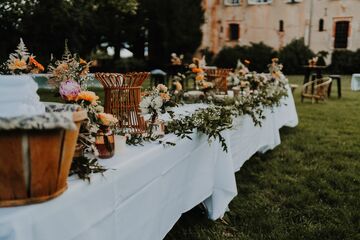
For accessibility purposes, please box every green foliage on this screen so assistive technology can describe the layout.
[213,42,277,72]
[70,156,106,182]
[329,49,360,74]
[278,38,315,74]
[166,106,234,152]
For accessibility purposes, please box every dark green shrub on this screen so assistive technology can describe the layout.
[92,58,148,72]
[246,42,277,72]
[278,38,314,74]
[115,58,148,72]
[329,50,360,74]
[213,42,276,72]
[213,46,246,69]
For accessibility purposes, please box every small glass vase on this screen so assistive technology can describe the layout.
[95,126,115,159]
[146,119,165,138]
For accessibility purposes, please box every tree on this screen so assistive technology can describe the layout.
[140,0,204,68]
[0,0,38,62]
[0,0,138,65]
[278,38,314,74]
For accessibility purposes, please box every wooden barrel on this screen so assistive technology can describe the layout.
[0,110,87,207]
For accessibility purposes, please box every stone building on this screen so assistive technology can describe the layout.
[201,0,360,59]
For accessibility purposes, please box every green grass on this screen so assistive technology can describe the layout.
[165,75,360,240]
[38,76,360,239]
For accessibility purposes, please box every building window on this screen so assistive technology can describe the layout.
[248,0,272,5]
[286,0,302,3]
[229,23,239,41]
[279,20,284,32]
[224,0,241,5]
[334,21,349,49]
[319,19,324,31]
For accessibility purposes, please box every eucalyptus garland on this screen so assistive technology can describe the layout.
[166,106,234,152]
[127,70,289,153]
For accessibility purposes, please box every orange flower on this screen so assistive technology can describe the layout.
[97,113,118,126]
[201,81,211,89]
[160,92,170,101]
[174,81,182,91]
[192,57,200,65]
[29,56,45,72]
[53,63,69,77]
[192,67,203,74]
[8,58,27,71]
[156,84,168,92]
[240,81,249,88]
[188,63,197,69]
[244,59,251,65]
[79,58,87,65]
[195,74,204,81]
[76,91,99,104]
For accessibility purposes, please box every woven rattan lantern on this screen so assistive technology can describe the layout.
[205,68,232,94]
[95,72,149,133]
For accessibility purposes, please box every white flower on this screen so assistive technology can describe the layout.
[140,96,152,114]
[156,84,168,93]
[152,96,163,110]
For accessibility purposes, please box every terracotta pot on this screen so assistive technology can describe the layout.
[0,110,87,207]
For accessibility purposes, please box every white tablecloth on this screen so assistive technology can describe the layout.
[0,87,298,240]
[351,74,360,91]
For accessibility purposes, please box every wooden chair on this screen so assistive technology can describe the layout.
[205,68,232,94]
[95,72,149,133]
[301,77,332,103]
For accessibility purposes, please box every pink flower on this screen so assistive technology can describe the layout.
[59,80,81,102]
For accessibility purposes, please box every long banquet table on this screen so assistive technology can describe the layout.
[0,86,298,240]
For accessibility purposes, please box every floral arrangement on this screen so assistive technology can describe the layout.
[140,84,176,137]
[308,56,318,67]
[172,74,184,94]
[97,113,118,128]
[140,84,172,116]
[189,57,214,90]
[1,38,44,74]
[48,42,91,90]
[268,58,286,81]
[48,43,118,180]
[228,59,250,87]
[170,53,184,66]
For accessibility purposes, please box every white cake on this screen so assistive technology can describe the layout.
[0,75,45,117]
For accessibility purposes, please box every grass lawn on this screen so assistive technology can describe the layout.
[165,75,360,240]
[38,76,360,239]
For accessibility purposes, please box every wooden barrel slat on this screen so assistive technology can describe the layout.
[0,132,27,201]
[29,130,63,197]
[57,123,80,189]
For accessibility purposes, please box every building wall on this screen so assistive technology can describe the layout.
[201,0,360,58]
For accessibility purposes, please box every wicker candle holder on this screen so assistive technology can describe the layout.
[205,68,232,94]
[95,72,149,134]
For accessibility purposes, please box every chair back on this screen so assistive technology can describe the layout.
[301,77,332,102]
